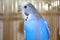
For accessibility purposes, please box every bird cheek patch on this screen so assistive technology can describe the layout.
[25,13,29,16]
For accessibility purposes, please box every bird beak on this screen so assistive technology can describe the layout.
[18,5,22,14]
[18,9,22,14]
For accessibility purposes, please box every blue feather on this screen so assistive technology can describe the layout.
[24,17,50,40]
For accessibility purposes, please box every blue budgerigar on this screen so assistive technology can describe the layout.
[18,2,50,40]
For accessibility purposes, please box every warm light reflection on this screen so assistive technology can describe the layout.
[42,4,48,11]
[41,2,48,11]
[51,1,59,7]
[3,3,4,13]
[39,3,41,11]
[0,0,59,13]
[3,4,4,13]
[12,1,13,12]
[34,3,37,9]
[15,1,18,12]
[49,1,59,10]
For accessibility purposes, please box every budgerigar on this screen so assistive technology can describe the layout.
[18,2,50,40]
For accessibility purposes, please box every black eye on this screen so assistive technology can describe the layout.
[24,6,27,8]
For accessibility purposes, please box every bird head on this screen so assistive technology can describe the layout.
[18,2,41,21]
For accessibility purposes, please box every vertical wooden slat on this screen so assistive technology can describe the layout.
[58,13,60,40]
[0,21,3,40]
[3,14,11,40]
[3,0,13,40]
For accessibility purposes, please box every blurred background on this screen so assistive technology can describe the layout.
[0,0,60,40]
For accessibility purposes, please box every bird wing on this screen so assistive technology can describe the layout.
[39,18,50,39]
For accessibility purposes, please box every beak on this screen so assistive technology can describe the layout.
[18,5,22,14]
[18,9,22,14]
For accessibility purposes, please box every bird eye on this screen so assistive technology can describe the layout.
[24,6,27,8]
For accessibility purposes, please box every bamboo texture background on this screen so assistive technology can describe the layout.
[0,0,60,40]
